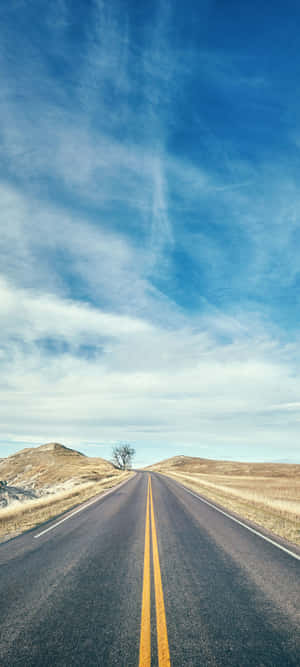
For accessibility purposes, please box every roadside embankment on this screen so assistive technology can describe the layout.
[0,471,133,542]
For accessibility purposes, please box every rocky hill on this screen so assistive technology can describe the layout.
[0,442,117,507]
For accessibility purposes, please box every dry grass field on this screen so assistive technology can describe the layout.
[0,442,132,541]
[148,456,300,546]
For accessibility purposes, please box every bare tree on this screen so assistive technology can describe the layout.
[112,444,135,470]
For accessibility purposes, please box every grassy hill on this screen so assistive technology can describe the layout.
[0,442,117,495]
[147,454,300,477]
[0,442,132,542]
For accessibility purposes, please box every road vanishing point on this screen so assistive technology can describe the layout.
[0,472,300,666]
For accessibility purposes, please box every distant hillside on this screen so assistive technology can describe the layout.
[147,455,300,478]
[0,442,117,498]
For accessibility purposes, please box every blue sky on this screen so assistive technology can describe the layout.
[1,0,300,465]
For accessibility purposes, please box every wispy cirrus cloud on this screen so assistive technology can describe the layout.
[1,0,300,462]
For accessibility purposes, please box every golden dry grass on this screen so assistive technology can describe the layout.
[147,454,300,478]
[0,470,132,542]
[148,456,300,546]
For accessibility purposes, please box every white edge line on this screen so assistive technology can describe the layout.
[162,474,300,562]
[34,474,135,539]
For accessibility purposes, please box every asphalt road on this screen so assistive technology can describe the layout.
[0,472,300,666]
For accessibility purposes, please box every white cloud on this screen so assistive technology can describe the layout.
[1,268,300,460]
[0,277,151,344]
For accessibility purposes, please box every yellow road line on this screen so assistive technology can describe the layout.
[149,477,171,667]
[139,479,151,667]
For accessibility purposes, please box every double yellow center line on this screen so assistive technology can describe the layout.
[139,476,171,667]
